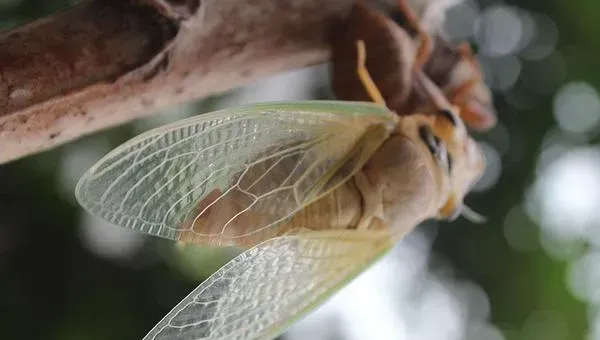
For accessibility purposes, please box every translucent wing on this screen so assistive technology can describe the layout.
[143,230,394,340]
[76,101,395,246]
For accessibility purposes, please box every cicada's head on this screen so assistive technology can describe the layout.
[408,71,488,223]
[413,109,485,220]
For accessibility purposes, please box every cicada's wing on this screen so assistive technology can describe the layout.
[76,101,395,246]
[143,230,394,340]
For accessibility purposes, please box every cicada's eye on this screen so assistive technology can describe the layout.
[418,125,438,155]
[438,108,458,127]
[417,124,452,172]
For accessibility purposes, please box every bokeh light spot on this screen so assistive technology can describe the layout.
[531,147,600,243]
[79,213,145,260]
[521,13,559,61]
[472,142,502,192]
[475,5,524,57]
[504,204,540,253]
[569,252,600,304]
[444,0,480,40]
[553,82,600,135]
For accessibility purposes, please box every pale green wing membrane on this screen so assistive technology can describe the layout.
[76,101,395,245]
[143,230,394,340]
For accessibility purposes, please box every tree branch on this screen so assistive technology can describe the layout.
[0,0,354,164]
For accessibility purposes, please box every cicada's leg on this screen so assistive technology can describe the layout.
[448,78,478,104]
[457,42,482,74]
[446,42,499,130]
[396,0,432,70]
[353,170,385,230]
[447,43,481,104]
[415,71,463,143]
[355,40,387,107]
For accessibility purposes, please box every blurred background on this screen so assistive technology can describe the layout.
[0,0,598,339]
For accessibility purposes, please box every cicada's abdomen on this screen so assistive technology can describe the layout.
[176,176,364,248]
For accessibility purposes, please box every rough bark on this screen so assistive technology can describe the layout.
[0,0,354,164]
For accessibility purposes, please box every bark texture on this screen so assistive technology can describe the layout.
[0,0,354,164]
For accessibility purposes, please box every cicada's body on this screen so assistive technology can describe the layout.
[75,95,484,340]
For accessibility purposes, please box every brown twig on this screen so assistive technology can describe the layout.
[0,0,354,164]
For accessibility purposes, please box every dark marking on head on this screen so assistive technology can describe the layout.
[438,109,458,126]
[49,132,60,140]
[418,125,437,155]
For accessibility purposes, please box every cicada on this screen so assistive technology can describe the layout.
[75,49,485,338]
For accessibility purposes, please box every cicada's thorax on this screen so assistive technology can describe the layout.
[283,120,446,237]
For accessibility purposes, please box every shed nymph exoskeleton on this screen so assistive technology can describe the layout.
[332,0,497,132]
